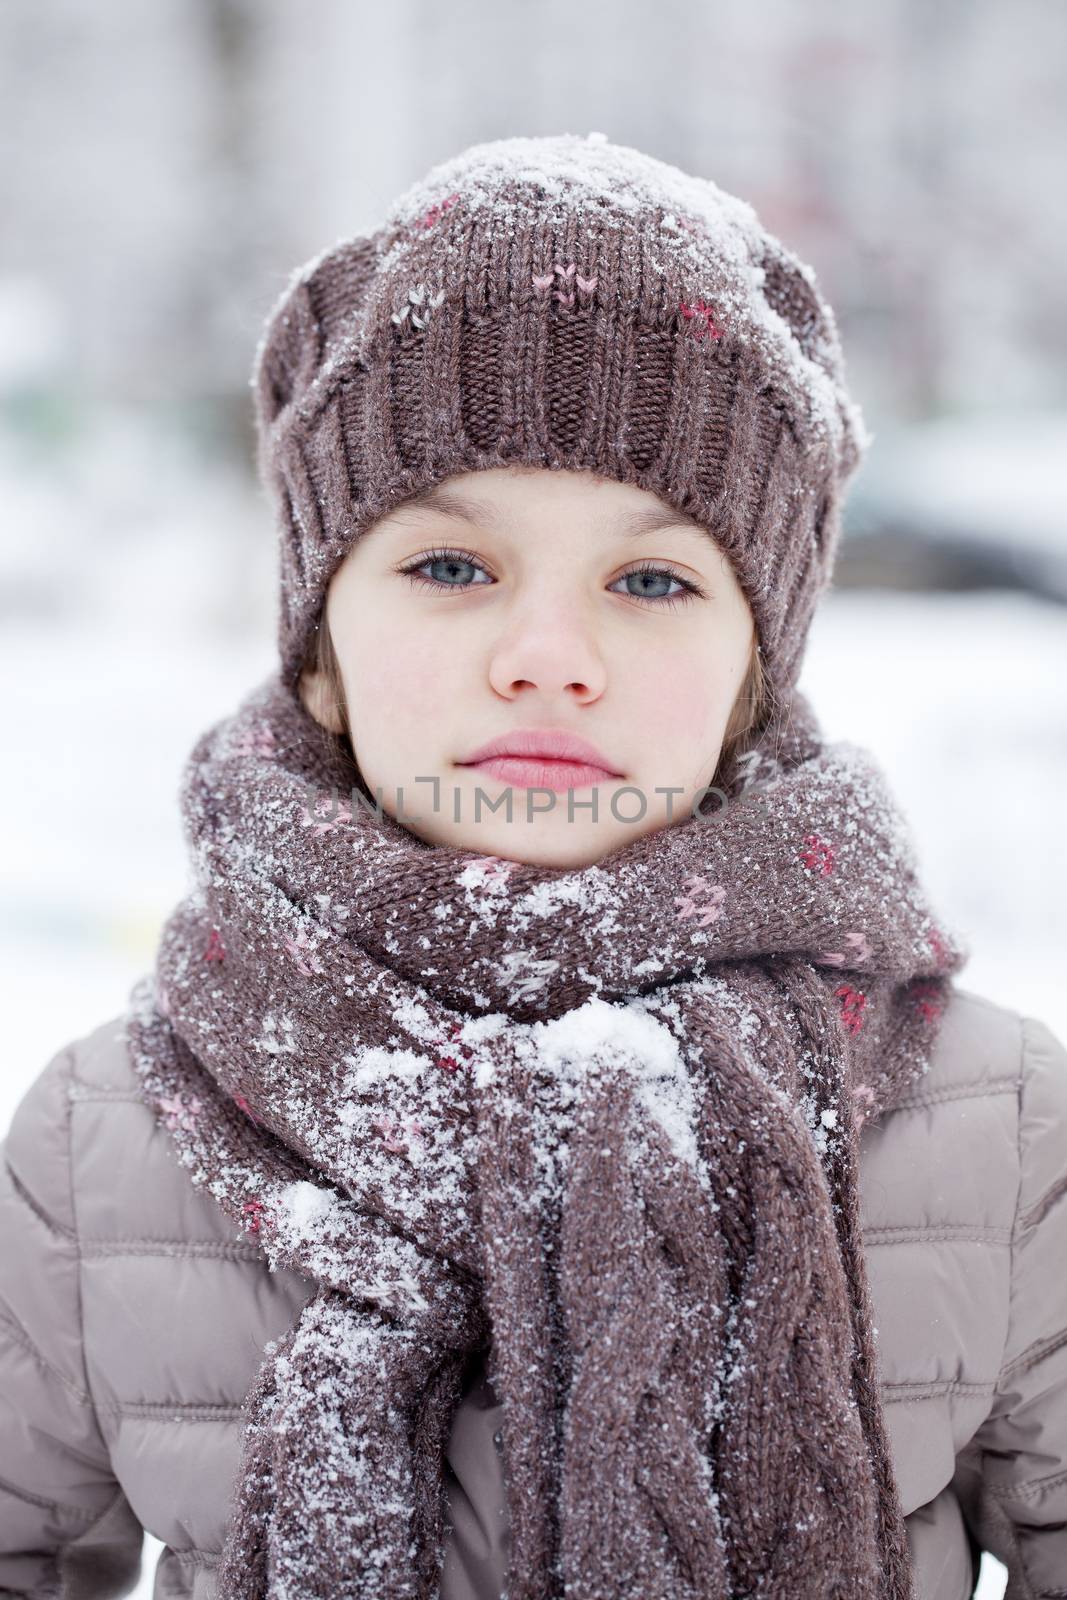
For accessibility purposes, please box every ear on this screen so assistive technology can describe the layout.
[298,665,347,735]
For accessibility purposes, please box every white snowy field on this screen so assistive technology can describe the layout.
[4,417,1064,1597]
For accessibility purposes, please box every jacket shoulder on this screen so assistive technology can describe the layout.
[909,984,1067,1368]
[948,998,1067,1586]
[908,985,1067,1198]
[909,984,1026,1102]
[34,1012,265,1254]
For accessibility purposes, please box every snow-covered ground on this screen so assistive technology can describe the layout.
[5,410,1063,1596]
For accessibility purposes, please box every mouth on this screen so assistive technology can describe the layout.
[455,729,624,792]
[457,754,621,792]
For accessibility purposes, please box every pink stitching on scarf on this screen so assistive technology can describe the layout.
[233,1091,265,1129]
[283,929,325,976]
[436,1020,474,1072]
[300,790,353,834]
[851,1082,877,1127]
[478,856,521,885]
[800,834,835,875]
[674,875,727,926]
[204,928,226,962]
[835,984,867,1035]
[371,1116,426,1156]
[241,1198,272,1235]
[159,1092,202,1132]
[679,299,724,340]
[232,724,277,759]
[911,981,945,1025]
[816,930,872,967]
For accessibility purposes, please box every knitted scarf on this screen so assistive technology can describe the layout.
[124,667,966,1600]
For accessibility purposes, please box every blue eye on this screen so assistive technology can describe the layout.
[399,547,704,610]
[612,565,700,608]
[404,550,490,588]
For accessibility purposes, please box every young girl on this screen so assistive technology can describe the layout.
[1,133,1064,1600]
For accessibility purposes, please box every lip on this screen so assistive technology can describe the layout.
[456,728,624,784]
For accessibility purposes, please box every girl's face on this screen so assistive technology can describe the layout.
[301,466,756,869]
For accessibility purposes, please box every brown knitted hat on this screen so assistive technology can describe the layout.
[251,131,870,700]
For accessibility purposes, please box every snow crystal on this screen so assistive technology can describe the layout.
[523,996,707,1177]
[275,1178,335,1236]
[338,1044,429,1099]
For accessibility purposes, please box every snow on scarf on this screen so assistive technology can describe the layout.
[124,666,967,1600]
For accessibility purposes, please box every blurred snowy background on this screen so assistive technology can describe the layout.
[2,3,1065,1595]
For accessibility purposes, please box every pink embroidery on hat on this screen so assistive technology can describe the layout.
[835,984,867,1035]
[674,874,727,927]
[552,269,575,306]
[416,191,460,230]
[928,926,950,966]
[159,1091,202,1132]
[390,282,446,331]
[800,834,835,876]
[816,930,873,967]
[204,928,226,962]
[283,929,325,977]
[679,298,725,340]
[531,262,597,305]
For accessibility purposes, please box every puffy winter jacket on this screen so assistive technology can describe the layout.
[1,986,1065,1600]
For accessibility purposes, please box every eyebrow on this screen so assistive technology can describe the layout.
[392,485,717,543]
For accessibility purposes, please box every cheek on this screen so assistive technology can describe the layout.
[622,640,734,747]
[344,627,460,725]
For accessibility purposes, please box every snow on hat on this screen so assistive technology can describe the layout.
[251,131,870,699]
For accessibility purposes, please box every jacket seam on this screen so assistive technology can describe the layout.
[880,1377,996,1401]
[987,1462,1067,1502]
[77,1236,267,1261]
[884,1073,1020,1113]
[1019,1165,1067,1234]
[67,1085,146,1103]
[92,1398,249,1421]
[0,1471,99,1527]
[1000,1321,1067,1384]
[3,1157,76,1243]
[61,1047,116,1461]
[863,1224,1012,1246]
[168,1546,220,1567]
[0,1303,95,1410]
[994,1016,1028,1400]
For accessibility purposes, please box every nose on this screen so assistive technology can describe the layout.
[486,602,607,703]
